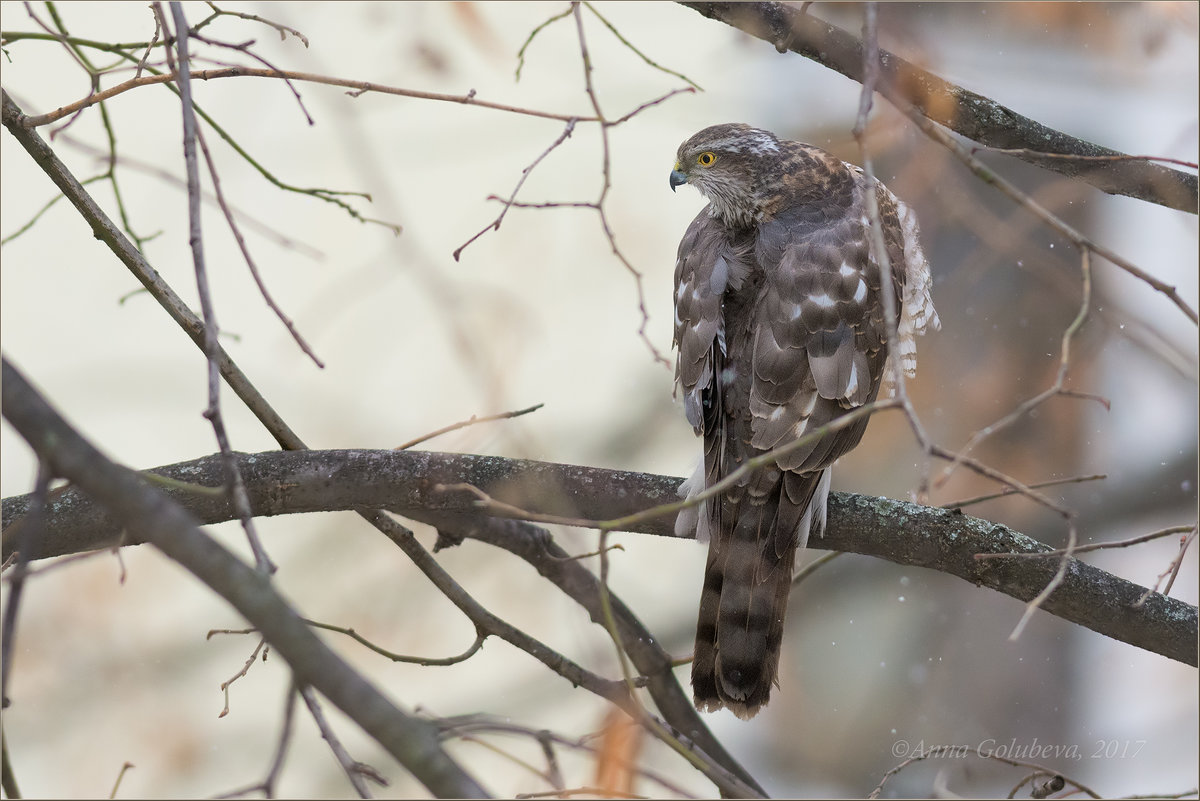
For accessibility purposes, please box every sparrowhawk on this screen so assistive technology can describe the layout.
[669,123,939,719]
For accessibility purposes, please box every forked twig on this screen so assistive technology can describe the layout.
[453,121,578,261]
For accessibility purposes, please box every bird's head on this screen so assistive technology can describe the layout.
[670,123,783,228]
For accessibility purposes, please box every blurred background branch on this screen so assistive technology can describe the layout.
[680,1,1199,213]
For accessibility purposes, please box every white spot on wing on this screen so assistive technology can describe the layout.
[845,362,859,398]
[810,293,835,309]
[839,261,858,278]
[853,278,867,304]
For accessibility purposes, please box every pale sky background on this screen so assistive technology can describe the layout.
[1,2,1197,798]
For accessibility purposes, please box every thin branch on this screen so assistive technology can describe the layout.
[194,125,326,367]
[971,145,1198,172]
[572,2,669,367]
[215,636,267,719]
[227,682,296,799]
[1,462,50,705]
[582,2,701,90]
[934,248,1100,490]
[298,684,377,798]
[791,550,842,588]
[361,509,638,710]
[188,29,313,124]
[976,524,1196,560]
[108,762,135,800]
[868,744,1101,800]
[168,1,274,574]
[1136,526,1199,607]
[1008,518,1077,641]
[453,120,578,261]
[0,728,18,800]
[606,86,695,125]
[852,2,936,501]
[514,5,575,82]
[302,621,486,667]
[12,64,599,128]
[942,473,1106,511]
[199,2,310,47]
[928,444,1071,518]
[426,516,766,798]
[432,715,695,799]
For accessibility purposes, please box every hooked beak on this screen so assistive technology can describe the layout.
[669,168,688,192]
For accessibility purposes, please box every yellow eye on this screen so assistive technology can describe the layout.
[697,151,716,167]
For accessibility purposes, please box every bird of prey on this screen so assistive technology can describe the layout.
[669,123,939,719]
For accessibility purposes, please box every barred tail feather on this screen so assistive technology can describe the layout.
[690,469,828,719]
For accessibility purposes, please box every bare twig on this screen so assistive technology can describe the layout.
[852,2,936,501]
[15,65,600,128]
[215,636,267,718]
[1,462,51,705]
[791,550,843,587]
[214,682,298,799]
[188,27,314,124]
[943,473,1107,511]
[572,3,669,367]
[582,1,701,90]
[198,2,310,46]
[303,620,486,667]
[433,714,696,798]
[1135,525,1199,607]
[194,124,326,367]
[868,744,1101,799]
[168,2,274,574]
[972,145,1198,171]
[515,5,575,81]
[1008,519,1078,641]
[108,762,135,800]
[935,249,1100,490]
[299,685,378,798]
[453,120,578,261]
[975,524,1196,560]
[361,509,638,709]
[929,445,1071,518]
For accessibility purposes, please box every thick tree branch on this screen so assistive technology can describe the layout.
[0,358,489,800]
[3,447,1195,668]
[679,2,1198,214]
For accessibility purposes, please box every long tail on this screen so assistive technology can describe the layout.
[690,468,828,719]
